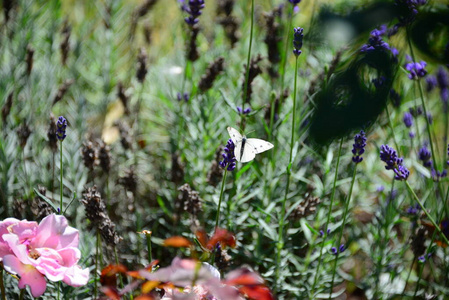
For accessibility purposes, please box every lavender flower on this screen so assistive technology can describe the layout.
[372,76,385,89]
[319,228,331,237]
[56,116,67,141]
[380,144,410,180]
[331,244,346,255]
[426,76,437,92]
[360,25,390,53]
[390,89,401,107]
[183,0,205,26]
[219,139,236,171]
[288,0,301,5]
[405,60,427,80]
[293,27,304,57]
[352,130,366,164]
[177,92,190,102]
[406,204,421,215]
[418,145,432,168]
[403,112,413,128]
[436,67,449,104]
[394,0,427,27]
[237,107,251,115]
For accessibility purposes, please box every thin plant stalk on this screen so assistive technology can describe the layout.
[215,169,228,229]
[280,4,294,94]
[0,268,6,300]
[94,229,100,299]
[242,0,255,109]
[59,141,63,213]
[146,232,153,263]
[310,137,344,296]
[404,181,449,245]
[412,185,449,297]
[328,164,358,297]
[275,56,299,293]
[19,289,24,300]
[385,105,401,155]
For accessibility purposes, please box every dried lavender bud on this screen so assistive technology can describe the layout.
[171,152,185,186]
[264,10,281,78]
[25,44,34,76]
[17,123,31,148]
[53,79,74,106]
[216,0,239,46]
[207,146,224,187]
[12,198,27,219]
[81,141,98,170]
[117,121,132,150]
[47,114,58,152]
[82,186,122,246]
[242,54,263,104]
[411,227,427,257]
[1,92,13,125]
[136,47,148,83]
[143,23,152,45]
[198,57,225,92]
[289,194,321,220]
[326,49,343,81]
[32,186,54,221]
[187,26,200,62]
[98,140,112,173]
[118,168,138,196]
[178,183,202,217]
[134,0,158,18]
[3,0,15,23]
[60,20,71,66]
[265,89,289,124]
[117,82,130,115]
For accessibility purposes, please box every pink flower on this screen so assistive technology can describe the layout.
[0,214,89,297]
[139,257,273,300]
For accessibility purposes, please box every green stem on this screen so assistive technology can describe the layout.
[385,105,401,155]
[146,232,153,263]
[417,80,438,168]
[242,0,254,108]
[215,169,228,229]
[94,229,99,299]
[310,137,344,296]
[329,164,358,297]
[275,56,299,294]
[280,4,294,94]
[404,181,449,246]
[0,268,6,300]
[19,289,24,300]
[59,141,63,214]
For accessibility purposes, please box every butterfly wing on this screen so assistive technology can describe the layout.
[227,127,242,145]
[238,140,257,163]
[246,138,274,154]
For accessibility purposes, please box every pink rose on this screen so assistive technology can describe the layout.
[0,214,89,297]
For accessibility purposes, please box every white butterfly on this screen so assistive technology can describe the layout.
[227,127,274,163]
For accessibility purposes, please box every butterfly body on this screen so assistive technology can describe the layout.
[227,127,274,163]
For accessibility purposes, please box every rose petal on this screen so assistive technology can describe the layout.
[3,254,47,297]
[63,265,90,287]
[33,214,79,249]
